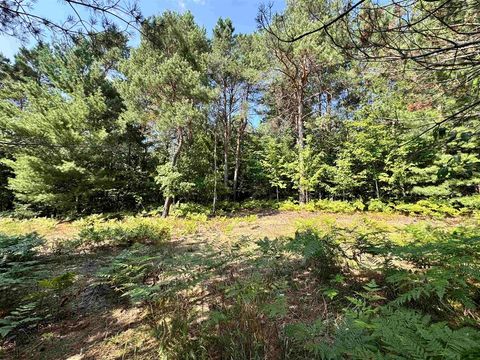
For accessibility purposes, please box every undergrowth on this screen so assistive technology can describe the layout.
[1,215,480,359]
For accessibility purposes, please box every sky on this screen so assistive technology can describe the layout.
[0,0,285,60]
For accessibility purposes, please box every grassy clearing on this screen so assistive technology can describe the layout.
[1,210,479,359]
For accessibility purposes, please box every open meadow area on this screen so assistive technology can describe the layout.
[1,204,480,359]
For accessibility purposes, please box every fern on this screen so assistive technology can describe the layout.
[285,308,480,359]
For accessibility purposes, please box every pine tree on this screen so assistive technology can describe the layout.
[118,11,211,217]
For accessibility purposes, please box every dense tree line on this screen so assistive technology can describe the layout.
[0,0,478,216]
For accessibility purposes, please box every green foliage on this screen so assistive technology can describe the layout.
[314,199,357,213]
[97,244,162,302]
[452,195,480,211]
[395,200,459,218]
[288,228,343,279]
[277,199,363,213]
[0,302,42,338]
[0,232,43,261]
[286,307,480,359]
[170,202,211,218]
[368,199,394,213]
[0,37,155,215]
[78,217,170,247]
[368,225,480,315]
[239,199,279,211]
[0,233,45,306]
[0,233,76,338]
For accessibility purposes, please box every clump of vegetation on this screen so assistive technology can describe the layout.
[0,233,76,338]
[278,199,361,213]
[288,228,344,279]
[78,217,171,248]
[96,244,163,302]
[314,199,358,213]
[170,202,211,218]
[368,199,395,213]
[452,195,480,212]
[285,305,480,359]
[395,199,460,218]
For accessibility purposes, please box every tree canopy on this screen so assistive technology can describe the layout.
[0,1,478,217]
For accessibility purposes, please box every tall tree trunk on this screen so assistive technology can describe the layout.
[233,91,249,200]
[232,131,242,201]
[212,124,218,215]
[162,129,183,218]
[224,126,229,188]
[162,196,173,218]
[297,88,306,204]
[374,178,380,199]
[222,84,230,189]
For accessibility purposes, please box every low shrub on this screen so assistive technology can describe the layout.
[78,217,170,248]
[239,199,278,211]
[286,306,480,359]
[170,202,211,217]
[288,228,343,279]
[0,233,76,339]
[277,199,367,213]
[278,199,301,211]
[358,224,480,316]
[285,228,480,360]
[0,233,45,311]
[314,199,357,213]
[96,244,162,302]
[352,199,366,211]
[0,232,44,262]
[451,195,480,211]
[0,271,76,339]
[216,201,241,213]
[367,199,394,213]
[395,199,459,217]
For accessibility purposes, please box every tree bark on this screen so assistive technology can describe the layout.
[223,126,229,188]
[222,82,230,189]
[297,86,306,204]
[162,129,183,218]
[212,124,218,215]
[374,178,380,199]
[232,130,242,200]
[233,89,249,200]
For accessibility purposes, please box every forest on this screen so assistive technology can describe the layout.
[0,0,479,358]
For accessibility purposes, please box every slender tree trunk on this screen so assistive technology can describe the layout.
[297,88,306,204]
[212,125,218,215]
[222,84,230,189]
[162,196,173,218]
[162,129,183,218]
[233,134,241,201]
[374,178,380,199]
[276,186,279,202]
[233,87,250,200]
[233,119,247,201]
[224,127,229,188]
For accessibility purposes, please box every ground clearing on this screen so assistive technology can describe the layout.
[1,211,478,359]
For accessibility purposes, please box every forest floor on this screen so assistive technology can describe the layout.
[0,211,477,359]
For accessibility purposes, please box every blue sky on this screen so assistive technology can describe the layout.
[0,0,285,60]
